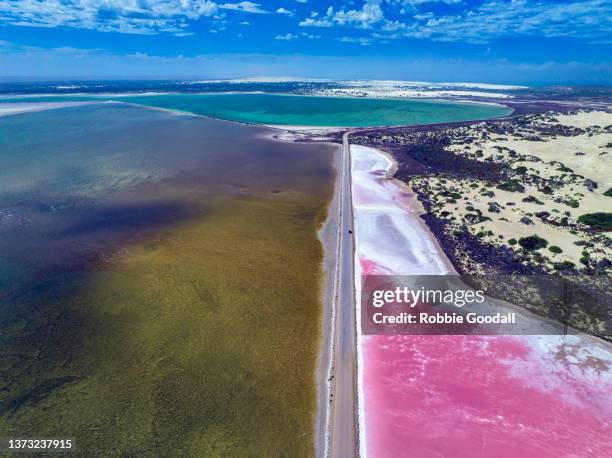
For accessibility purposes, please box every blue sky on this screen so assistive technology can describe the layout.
[0,0,610,84]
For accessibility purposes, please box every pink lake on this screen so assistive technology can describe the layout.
[362,334,612,457]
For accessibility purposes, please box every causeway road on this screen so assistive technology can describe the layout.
[328,131,358,457]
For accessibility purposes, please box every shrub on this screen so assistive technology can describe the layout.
[540,185,554,195]
[522,195,544,205]
[518,235,548,251]
[508,238,517,246]
[578,213,612,231]
[514,166,528,174]
[564,198,580,208]
[465,213,490,224]
[604,188,612,197]
[497,180,525,193]
[553,261,575,271]
[549,246,563,254]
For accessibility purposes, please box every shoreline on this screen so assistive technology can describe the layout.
[0,89,516,105]
[314,142,342,458]
[0,101,97,117]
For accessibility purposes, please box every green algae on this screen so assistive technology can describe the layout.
[0,191,331,456]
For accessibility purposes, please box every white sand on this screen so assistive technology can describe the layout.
[264,124,344,133]
[437,110,612,268]
[313,88,513,99]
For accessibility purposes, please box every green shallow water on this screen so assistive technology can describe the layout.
[0,93,512,127]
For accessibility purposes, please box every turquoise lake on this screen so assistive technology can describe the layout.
[0,93,512,127]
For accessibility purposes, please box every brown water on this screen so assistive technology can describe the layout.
[0,103,336,455]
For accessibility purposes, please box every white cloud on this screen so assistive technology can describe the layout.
[274,32,297,40]
[276,8,294,16]
[386,0,460,6]
[300,1,384,29]
[272,30,319,41]
[0,0,268,35]
[219,2,268,14]
[338,36,375,45]
[301,0,612,44]
[299,17,332,27]
[413,0,612,43]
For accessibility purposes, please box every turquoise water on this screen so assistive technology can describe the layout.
[122,94,512,126]
[0,93,512,127]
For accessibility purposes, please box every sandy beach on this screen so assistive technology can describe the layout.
[315,142,342,458]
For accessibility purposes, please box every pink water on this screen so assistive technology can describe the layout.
[360,257,395,276]
[362,335,612,457]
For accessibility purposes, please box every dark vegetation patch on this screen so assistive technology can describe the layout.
[497,180,525,193]
[353,126,506,182]
[519,235,549,251]
[578,212,612,231]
